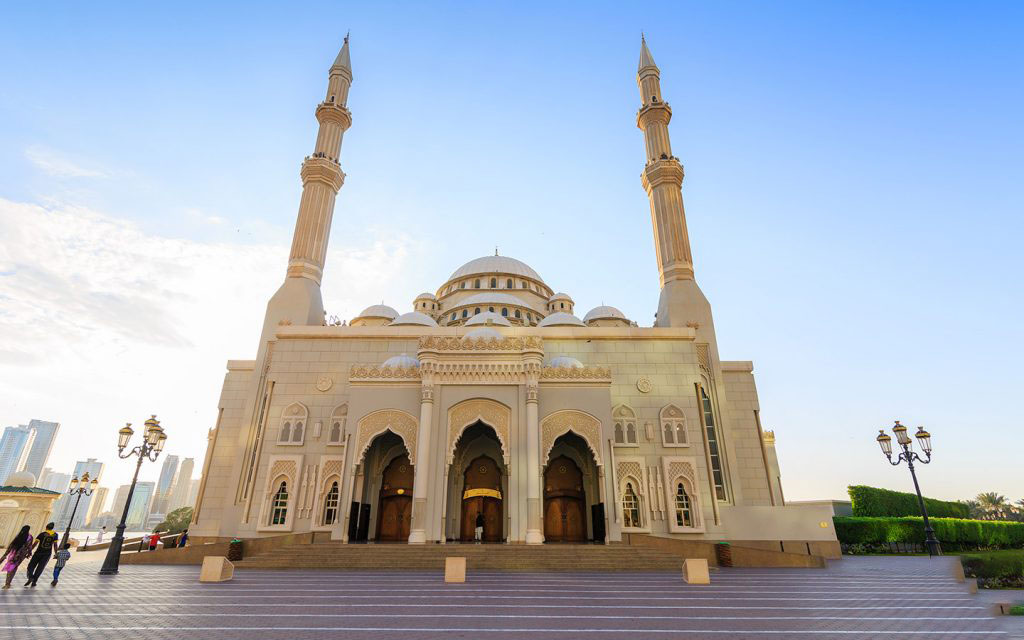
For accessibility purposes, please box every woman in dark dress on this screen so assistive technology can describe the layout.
[2,525,33,589]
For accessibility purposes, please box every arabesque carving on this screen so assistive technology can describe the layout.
[541,366,611,381]
[355,409,418,465]
[540,409,603,466]
[419,335,543,352]
[267,459,297,491]
[349,365,421,381]
[447,399,511,463]
[617,460,644,493]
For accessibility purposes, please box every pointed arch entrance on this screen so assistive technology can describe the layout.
[446,421,507,542]
[543,432,600,543]
[353,430,413,542]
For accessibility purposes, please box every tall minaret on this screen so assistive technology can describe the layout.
[260,36,353,344]
[636,36,715,341]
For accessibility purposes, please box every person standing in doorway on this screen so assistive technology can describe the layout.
[2,526,33,589]
[51,543,71,586]
[474,512,484,543]
[24,523,58,587]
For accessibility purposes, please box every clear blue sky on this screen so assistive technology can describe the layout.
[1,2,1021,501]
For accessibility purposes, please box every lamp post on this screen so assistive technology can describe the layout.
[61,472,98,547]
[876,420,940,557]
[98,415,167,575]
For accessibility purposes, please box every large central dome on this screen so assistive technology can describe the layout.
[448,255,544,283]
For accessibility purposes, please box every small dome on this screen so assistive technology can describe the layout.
[583,305,627,323]
[464,327,504,341]
[382,353,420,368]
[449,255,544,283]
[390,312,439,327]
[537,312,585,327]
[5,471,35,488]
[465,311,512,327]
[549,292,573,302]
[546,355,584,368]
[355,304,399,320]
[414,292,436,300]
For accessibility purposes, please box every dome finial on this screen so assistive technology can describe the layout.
[495,246,499,256]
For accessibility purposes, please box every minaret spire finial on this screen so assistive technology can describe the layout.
[639,34,657,71]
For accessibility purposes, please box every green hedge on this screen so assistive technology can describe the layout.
[848,485,969,519]
[960,550,1024,589]
[835,516,1024,549]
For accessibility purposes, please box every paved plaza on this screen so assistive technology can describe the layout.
[0,556,1013,639]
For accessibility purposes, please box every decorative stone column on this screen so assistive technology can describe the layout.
[408,383,433,544]
[525,378,543,544]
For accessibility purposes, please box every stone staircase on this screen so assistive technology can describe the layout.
[234,541,682,571]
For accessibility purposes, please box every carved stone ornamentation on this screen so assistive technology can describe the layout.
[349,365,422,381]
[267,459,297,490]
[421,385,434,402]
[316,376,333,392]
[418,335,543,353]
[616,460,644,491]
[541,366,612,381]
[447,399,511,463]
[354,409,418,465]
[636,377,653,393]
[526,384,539,402]
[540,410,602,466]
[696,344,711,374]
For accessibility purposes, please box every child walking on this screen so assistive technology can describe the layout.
[50,543,71,586]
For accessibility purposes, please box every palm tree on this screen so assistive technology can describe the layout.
[962,499,984,520]
[976,492,1008,520]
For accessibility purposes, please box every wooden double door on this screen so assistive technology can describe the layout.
[544,455,587,542]
[460,456,503,542]
[376,454,413,542]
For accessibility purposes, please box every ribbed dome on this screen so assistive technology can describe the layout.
[414,292,436,300]
[583,305,627,322]
[546,355,584,368]
[537,312,585,327]
[382,353,420,368]
[5,470,35,488]
[449,256,543,283]
[464,327,504,341]
[355,304,399,320]
[549,292,573,302]
[389,312,438,327]
[465,311,512,327]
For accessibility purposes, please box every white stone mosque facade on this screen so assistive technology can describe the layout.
[191,36,838,552]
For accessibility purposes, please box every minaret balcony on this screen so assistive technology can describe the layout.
[641,158,684,191]
[316,102,353,130]
[636,102,672,128]
[301,156,346,191]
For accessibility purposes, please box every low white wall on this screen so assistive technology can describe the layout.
[719,505,837,541]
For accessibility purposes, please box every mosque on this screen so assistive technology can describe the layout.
[190,36,837,553]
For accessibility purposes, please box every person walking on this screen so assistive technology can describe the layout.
[140,533,150,551]
[96,526,106,544]
[50,543,72,587]
[2,525,33,589]
[148,531,161,551]
[474,512,484,543]
[24,522,59,587]
[177,530,189,548]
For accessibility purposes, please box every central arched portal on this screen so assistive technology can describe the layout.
[353,430,413,542]
[376,453,413,541]
[544,432,599,543]
[446,421,507,542]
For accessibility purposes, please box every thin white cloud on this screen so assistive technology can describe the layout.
[24,145,110,179]
[0,196,420,488]
[183,207,226,226]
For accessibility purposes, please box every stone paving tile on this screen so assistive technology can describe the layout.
[0,557,1007,639]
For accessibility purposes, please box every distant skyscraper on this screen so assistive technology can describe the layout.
[85,486,109,526]
[187,478,200,509]
[21,419,60,480]
[0,426,36,484]
[127,481,155,528]
[38,468,71,493]
[111,484,132,518]
[154,455,179,514]
[53,458,104,529]
[167,457,195,512]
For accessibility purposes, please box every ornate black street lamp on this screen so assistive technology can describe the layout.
[98,415,167,575]
[876,420,940,557]
[61,472,98,547]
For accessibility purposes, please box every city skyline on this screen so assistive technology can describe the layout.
[1,4,1021,502]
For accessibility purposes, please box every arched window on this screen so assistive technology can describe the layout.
[622,482,641,528]
[675,483,693,527]
[292,421,304,443]
[474,307,481,315]
[675,422,686,443]
[460,282,466,289]
[270,481,288,525]
[322,481,340,525]
[614,423,624,444]
[663,423,674,444]
[560,302,565,309]
[462,309,468,318]
[451,312,456,321]
[490,277,496,288]
[488,306,494,313]
[474,279,481,288]
[329,421,342,443]
[527,313,532,322]
[521,281,527,288]
[514,309,521,319]
[501,307,508,317]
[328,404,347,445]
[506,279,512,288]
[626,422,637,444]
[279,421,291,443]
[699,387,727,500]
[660,405,687,447]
